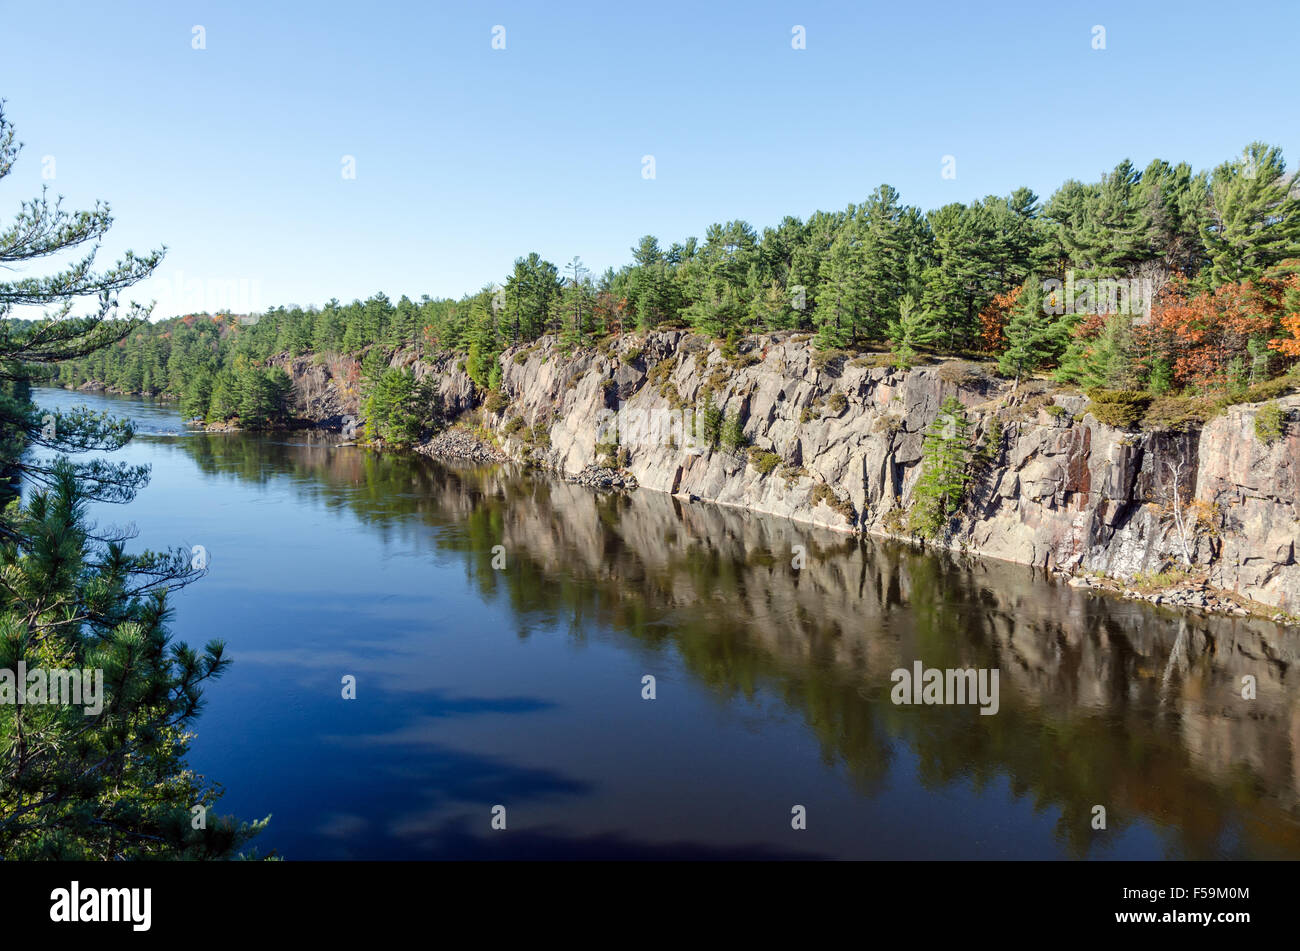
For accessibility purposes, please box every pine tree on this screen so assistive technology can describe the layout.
[909,396,972,540]
[206,368,241,421]
[1139,159,1208,276]
[1056,314,1136,389]
[812,225,863,348]
[181,367,215,419]
[887,294,940,368]
[696,391,724,448]
[1051,160,1156,277]
[237,366,291,427]
[749,280,793,330]
[1202,142,1300,287]
[720,410,746,453]
[857,185,916,339]
[0,105,266,858]
[464,293,500,391]
[998,277,1066,382]
[630,236,674,330]
[363,368,424,445]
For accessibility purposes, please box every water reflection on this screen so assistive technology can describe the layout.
[162,430,1300,858]
[32,389,1300,859]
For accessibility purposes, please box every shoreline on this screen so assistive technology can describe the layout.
[419,422,1299,631]
[49,366,1300,631]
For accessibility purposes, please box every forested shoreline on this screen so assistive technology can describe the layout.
[47,141,1300,443]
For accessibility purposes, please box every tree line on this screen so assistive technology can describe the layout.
[50,140,1300,426]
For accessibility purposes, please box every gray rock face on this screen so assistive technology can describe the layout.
[1198,404,1300,609]
[271,353,362,426]
[281,333,1300,612]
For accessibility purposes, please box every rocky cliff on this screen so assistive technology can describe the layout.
[286,331,1300,616]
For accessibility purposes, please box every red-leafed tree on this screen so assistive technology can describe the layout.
[1267,271,1300,357]
[1140,274,1288,387]
[977,285,1022,352]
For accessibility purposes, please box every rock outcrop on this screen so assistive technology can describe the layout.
[415,427,506,465]
[283,332,1300,615]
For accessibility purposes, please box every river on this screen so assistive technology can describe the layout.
[27,386,1300,859]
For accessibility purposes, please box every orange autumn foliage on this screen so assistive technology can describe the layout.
[1267,273,1300,357]
[594,291,630,334]
[978,285,1022,352]
[1142,275,1288,387]
[1275,312,1300,357]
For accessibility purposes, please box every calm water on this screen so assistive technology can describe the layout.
[29,387,1300,860]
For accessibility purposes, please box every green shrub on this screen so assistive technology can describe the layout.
[706,367,731,392]
[812,349,846,371]
[483,389,509,415]
[1011,392,1053,420]
[871,413,905,435]
[504,415,527,436]
[1090,402,1145,428]
[850,353,898,369]
[1085,389,1151,429]
[799,396,824,424]
[721,411,747,452]
[1131,567,1195,592]
[938,361,986,386]
[647,356,676,389]
[1208,375,1295,415]
[825,393,848,416]
[1243,377,1295,403]
[596,440,619,466]
[881,506,908,534]
[698,392,723,448]
[1142,396,1206,432]
[811,482,856,522]
[779,463,808,486]
[747,447,781,475]
[1255,402,1285,443]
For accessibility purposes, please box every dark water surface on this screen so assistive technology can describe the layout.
[30,387,1300,859]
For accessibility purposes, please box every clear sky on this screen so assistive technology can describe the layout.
[1,0,1295,318]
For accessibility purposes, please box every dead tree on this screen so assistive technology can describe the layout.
[1155,452,1195,568]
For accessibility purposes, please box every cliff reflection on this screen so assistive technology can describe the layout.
[163,431,1300,858]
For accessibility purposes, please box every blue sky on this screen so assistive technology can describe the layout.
[1,0,1295,317]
